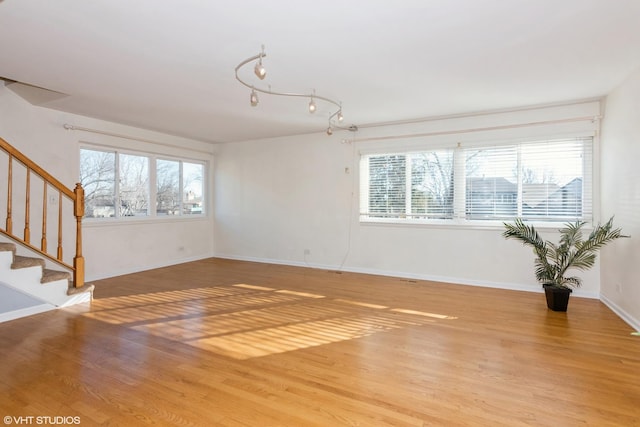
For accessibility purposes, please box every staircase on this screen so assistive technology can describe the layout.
[1,136,92,322]
[0,241,93,322]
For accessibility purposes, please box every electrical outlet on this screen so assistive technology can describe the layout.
[303,249,310,255]
[615,283,623,293]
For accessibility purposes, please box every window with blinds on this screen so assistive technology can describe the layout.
[361,149,455,220]
[360,137,592,224]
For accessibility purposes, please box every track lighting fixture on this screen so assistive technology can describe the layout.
[234,45,356,135]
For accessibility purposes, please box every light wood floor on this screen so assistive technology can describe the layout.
[1,258,638,426]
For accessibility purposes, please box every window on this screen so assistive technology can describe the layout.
[156,159,204,215]
[362,150,455,220]
[360,137,592,224]
[80,147,205,219]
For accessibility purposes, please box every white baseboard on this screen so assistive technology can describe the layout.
[0,304,55,323]
[212,253,602,298]
[600,294,640,332]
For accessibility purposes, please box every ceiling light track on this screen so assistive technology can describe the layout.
[234,45,357,135]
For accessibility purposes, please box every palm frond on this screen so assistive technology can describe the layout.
[578,218,624,254]
[502,218,545,250]
[562,276,582,287]
[504,218,556,283]
[558,221,585,253]
[569,252,597,271]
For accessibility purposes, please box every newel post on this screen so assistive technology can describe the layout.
[6,155,12,233]
[73,183,85,288]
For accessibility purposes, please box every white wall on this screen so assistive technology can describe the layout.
[599,67,640,330]
[0,84,215,281]
[214,101,603,298]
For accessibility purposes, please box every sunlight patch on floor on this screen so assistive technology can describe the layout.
[85,283,456,359]
[334,299,388,309]
[275,290,325,298]
[232,284,275,291]
[391,308,458,320]
[188,314,427,359]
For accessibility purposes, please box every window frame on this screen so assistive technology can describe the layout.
[80,144,208,223]
[359,136,594,229]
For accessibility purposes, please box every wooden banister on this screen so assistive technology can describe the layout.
[0,136,86,289]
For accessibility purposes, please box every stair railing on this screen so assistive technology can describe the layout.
[0,136,85,288]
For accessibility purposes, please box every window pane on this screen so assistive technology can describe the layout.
[367,155,406,218]
[464,139,589,221]
[410,150,454,219]
[80,149,115,218]
[520,141,584,220]
[183,162,204,215]
[465,146,518,219]
[119,153,149,217]
[156,159,180,215]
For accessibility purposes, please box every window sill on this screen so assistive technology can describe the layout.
[359,217,592,232]
[82,215,209,228]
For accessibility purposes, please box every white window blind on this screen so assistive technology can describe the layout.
[361,149,455,220]
[360,137,593,224]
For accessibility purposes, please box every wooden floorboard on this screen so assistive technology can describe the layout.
[1,258,639,426]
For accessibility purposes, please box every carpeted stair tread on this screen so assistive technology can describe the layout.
[0,242,16,253]
[67,282,95,296]
[12,255,45,269]
[42,268,71,283]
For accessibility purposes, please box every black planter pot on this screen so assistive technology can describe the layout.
[543,285,572,312]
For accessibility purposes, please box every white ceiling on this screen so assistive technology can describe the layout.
[1,0,640,144]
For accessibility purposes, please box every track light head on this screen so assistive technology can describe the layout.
[253,45,267,80]
[337,110,344,122]
[254,59,266,80]
[326,126,333,135]
[250,89,259,107]
[309,97,316,114]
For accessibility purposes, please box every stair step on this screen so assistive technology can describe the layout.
[42,268,71,284]
[12,255,46,269]
[7,254,71,284]
[67,282,95,296]
[0,242,16,253]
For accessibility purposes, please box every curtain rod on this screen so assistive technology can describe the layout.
[349,115,600,144]
[63,124,214,155]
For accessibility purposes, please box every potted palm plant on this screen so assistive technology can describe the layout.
[502,216,626,311]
